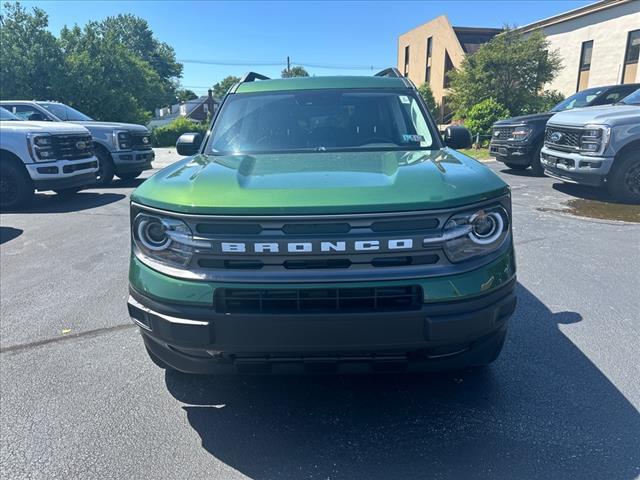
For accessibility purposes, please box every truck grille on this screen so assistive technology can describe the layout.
[215,285,423,314]
[131,133,152,150]
[52,134,94,160]
[492,126,514,141]
[545,126,582,151]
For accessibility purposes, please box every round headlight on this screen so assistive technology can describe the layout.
[136,216,171,251]
[469,211,503,245]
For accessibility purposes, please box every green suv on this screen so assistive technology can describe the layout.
[128,69,517,374]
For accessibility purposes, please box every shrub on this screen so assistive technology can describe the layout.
[464,99,510,139]
[151,116,208,147]
[520,90,566,115]
[417,83,439,121]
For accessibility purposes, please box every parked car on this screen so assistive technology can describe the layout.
[0,101,154,185]
[541,89,640,203]
[0,106,98,209]
[490,84,639,175]
[127,69,516,374]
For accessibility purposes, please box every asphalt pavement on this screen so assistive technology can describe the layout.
[1,150,639,480]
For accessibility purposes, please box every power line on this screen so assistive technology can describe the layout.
[177,58,387,71]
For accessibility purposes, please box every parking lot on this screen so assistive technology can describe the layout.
[1,150,639,480]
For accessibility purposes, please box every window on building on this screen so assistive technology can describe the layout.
[404,46,410,77]
[425,37,433,83]
[622,30,640,84]
[443,50,454,89]
[576,40,593,92]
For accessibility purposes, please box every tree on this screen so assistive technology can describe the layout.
[521,89,565,114]
[463,98,510,138]
[175,89,198,103]
[448,29,562,118]
[417,83,438,121]
[212,75,241,99]
[0,2,65,99]
[281,66,309,78]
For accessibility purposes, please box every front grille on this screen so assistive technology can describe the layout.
[545,126,582,151]
[215,285,423,314]
[131,133,152,150]
[492,126,514,141]
[51,134,94,160]
[62,160,98,173]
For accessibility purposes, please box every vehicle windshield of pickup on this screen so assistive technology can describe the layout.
[39,102,93,121]
[207,89,435,155]
[549,86,636,112]
[618,89,640,105]
[0,107,20,121]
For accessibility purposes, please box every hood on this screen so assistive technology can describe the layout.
[494,112,553,126]
[0,120,90,135]
[132,149,509,215]
[70,121,148,133]
[548,105,640,127]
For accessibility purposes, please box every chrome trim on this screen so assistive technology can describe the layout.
[127,295,209,326]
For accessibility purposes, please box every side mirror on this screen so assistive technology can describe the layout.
[444,126,472,150]
[176,132,202,156]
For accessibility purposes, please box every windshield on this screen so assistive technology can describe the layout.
[206,89,437,155]
[550,87,607,112]
[0,107,21,121]
[620,89,640,105]
[39,102,93,121]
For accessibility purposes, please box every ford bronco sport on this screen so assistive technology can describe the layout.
[127,69,517,374]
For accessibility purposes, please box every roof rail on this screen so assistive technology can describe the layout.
[240,72,270,83]
[374,68,403,78]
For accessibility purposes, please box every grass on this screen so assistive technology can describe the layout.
[457,148,494,162]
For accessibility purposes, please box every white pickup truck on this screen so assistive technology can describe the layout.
[0,107,99,209]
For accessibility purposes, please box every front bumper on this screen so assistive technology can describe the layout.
[489,142,535,166]
[128,251,517,374]
[540,147,614,187]
[112,149,155,172]
[25,157,98,191]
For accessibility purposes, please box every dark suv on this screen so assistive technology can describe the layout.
[490,84,639,174]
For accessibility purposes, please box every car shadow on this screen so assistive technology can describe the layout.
[164,284,640,479]
[2,192,125,214]
[101,178,148,189]
[551,182,618,203]
[498,167,543,178]
[0,226,23,245]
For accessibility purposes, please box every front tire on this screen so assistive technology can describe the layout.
[95,149,115,186]
[505,163,528,171]
[529,143,544,176]
[0,162,34,210]
[53,187,82,196]
[607,151,640,204]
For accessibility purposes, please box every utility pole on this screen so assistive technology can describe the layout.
[287,56,291,76]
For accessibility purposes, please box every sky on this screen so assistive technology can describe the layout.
[21,0,596,96]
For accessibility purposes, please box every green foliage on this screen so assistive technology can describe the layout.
[175,89,198,103]
[463,99,510,138]
[281,66,310,78]
[151,117,208,147]
[417,83,438,121]
[212,76,241,99]
[0,2,65,99]
[521,90,566,115]
[0,2,182,124]
[449,29,562,118]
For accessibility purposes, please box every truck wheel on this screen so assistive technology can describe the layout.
[0,162,34,210]
[607,152,640,204]
[529,144,544,176]
[117,171,143,181]
[95,149,115,186]
[505,163,528,171]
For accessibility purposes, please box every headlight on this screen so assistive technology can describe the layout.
[114,130,132,150]
[438,206,510,262]
[579,125,610,156]
[132,213,210,268]
[507,126,532,142]
[27,133,56,161]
